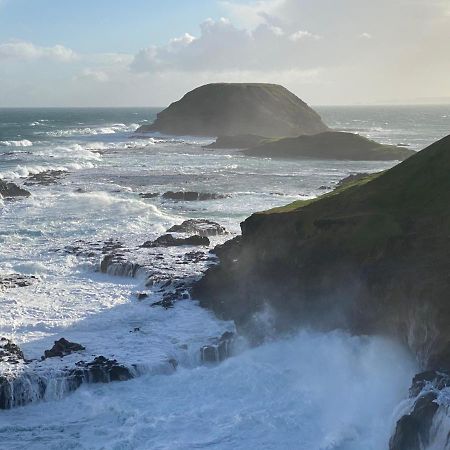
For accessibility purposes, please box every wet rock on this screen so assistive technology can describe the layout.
[389,370,450,450]
[409,370,450,397]
[139,192,159,199]
[0,338,24,363]
[143,234,210,248]
[135,292,149,300]
[100,254,142,277]
[201,331,235,363]
[43,338,85,359]
[162,191,227,201]
[24,170,67,186]
[184,251,210,263]
[0,180,31,198]
[390,392,439,450]
[71,356,134,383]
[0,274,38,291]
[167,219,227,237]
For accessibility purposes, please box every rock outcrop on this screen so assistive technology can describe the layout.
[242,131,416,161]
[162,191,227,201]
[43,338,85,359]
[137,83,328,137]
[167,219,227,237]
[193,135,450,366]
[143,234,210,248]
[0,180,30,198]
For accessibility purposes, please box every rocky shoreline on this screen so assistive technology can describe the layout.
[0,215,234,410]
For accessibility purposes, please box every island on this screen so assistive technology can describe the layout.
[136,83,329,137]
[206,131,416,161]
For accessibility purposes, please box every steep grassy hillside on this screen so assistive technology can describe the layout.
[194,135,450,369]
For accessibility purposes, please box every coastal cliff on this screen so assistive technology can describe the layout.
[137,83,328,137]
[194,134,450,369]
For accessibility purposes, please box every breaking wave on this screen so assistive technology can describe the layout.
[0,140,33,147]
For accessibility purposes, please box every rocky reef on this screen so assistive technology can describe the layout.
[137,83,328,137]
[242,131,416,161]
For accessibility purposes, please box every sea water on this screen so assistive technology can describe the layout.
[0,105,449,449]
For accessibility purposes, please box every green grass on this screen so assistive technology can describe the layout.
[262,172,382,214]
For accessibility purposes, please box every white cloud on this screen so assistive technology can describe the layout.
[219,0,285,28]
[359,32,373,39]
[289,30,321,41]
[0,40,77,62]
[131,17,321,73]
[76,68,109,83]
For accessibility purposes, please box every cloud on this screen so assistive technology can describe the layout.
[289,30,321,41]
[131,17,322,73]
[359,32,373,39]
[0,40,77,62]
[76,68,109,83]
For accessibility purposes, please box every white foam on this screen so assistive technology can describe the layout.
[43,123,139,137]
[0,330,416,450]
[0,161,95,180]
[0,139,33,147]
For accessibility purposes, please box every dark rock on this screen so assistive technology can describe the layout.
[184,251,211,263]
[136,292,149,300]
[151,298,175,309]
[139,192,159,199]
[71,356,133,383]
[0,274,37,291]
[143,234,210,248]
[24,170,67,186]
[100,254,142,277]
[43,338,85,359]
[167,219,227,237]
[162,191,227,201]
[0,338,24,363]
[390,392,440,450]
[0,180,31,198]
[201,331,235,363]
[136,83,328,137]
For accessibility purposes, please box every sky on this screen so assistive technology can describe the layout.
[0,0,449,106]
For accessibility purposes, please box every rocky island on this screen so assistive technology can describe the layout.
[206,131,415,161]
[242,131,416,161]
[136,83,329,137]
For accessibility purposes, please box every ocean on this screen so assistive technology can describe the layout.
[0,105,449,449]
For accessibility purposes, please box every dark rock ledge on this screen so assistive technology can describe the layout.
[0,336,137,410]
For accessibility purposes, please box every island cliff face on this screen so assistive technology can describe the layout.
[193,135,450,369]
[137,83,328,137]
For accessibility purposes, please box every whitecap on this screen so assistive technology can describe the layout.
[0,140,33,147]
